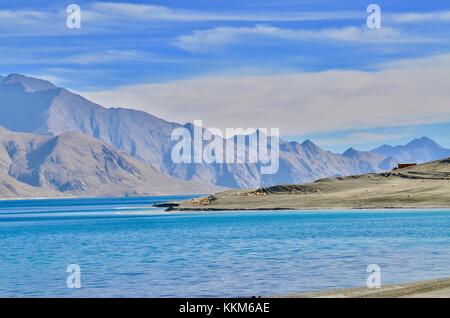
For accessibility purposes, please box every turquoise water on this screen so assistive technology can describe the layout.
[0,196,449,297]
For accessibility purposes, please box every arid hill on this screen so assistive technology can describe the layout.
[172,158,450,211]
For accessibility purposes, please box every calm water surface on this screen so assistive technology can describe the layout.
[0,196,449,297]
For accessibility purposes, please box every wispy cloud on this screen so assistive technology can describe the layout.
[0,8,61,36]
[0,9,48,20]
[63,50,150,65]
[0,49,165,66]
[0,3,363,36]
[3,1,450,94]
[391,10,450,24]
[1,3,448,42]
[175,24,430,52]
[88,2,362,23]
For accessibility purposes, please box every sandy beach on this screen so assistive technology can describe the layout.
[170,158,450,211]
[278,278,450,298]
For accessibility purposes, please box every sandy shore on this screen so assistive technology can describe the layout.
[171,159,450,211]
[277,278,450,298]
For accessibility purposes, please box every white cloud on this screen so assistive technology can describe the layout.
[2,3,449,39]
[0,49,163,66]
[63,50,149,65]
[0,3,363,36]
[0,9,59,35]
[0,9,47,20]
[81,54,450,136]
[175,24,429,52]
[87,2,361,22]
[391,11,450,24]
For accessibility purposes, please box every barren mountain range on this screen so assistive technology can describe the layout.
[1,73,449,198]
[0,126,220,198]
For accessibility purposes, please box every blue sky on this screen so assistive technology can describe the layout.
[1,0,450,152]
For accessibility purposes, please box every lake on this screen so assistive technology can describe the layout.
[0,196,449,297]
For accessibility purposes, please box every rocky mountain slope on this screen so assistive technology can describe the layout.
[0,126,219,198]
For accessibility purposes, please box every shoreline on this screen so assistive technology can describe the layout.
[167,205,450,212]
[171,160,450,211]
[276,278,450,298]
